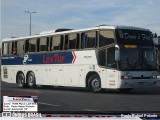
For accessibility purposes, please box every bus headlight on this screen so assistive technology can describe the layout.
[121,75,132,79]
[151,75,157,79]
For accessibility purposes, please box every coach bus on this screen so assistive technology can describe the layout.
[1,25,158,92]
[153,37,160,71]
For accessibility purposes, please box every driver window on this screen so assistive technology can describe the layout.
[107,47,117,68]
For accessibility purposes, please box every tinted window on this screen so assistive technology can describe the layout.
[107,47,117,68]
[86,31,96,48]
[68,34,76,49]
[29,39,37,52]
[8,42,13,54]
[99,30,115,47]
[25,40,29,53]
[3,42,8,55]
[40,37,47,52]
[17,40,24,54]
[76,34,80,49]
[64,35,68,50]
[81,33,85,49]
[51,36,63,51]
[98,49,106,66]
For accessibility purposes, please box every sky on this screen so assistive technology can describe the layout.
[1,0,160,43]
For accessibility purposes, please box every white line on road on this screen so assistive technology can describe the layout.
[84,109,99,112]
[14,89,43,93]
[38,102,61,107]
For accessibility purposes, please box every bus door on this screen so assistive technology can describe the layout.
[106,47,119,88]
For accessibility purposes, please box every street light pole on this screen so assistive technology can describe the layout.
[24,11,37,36]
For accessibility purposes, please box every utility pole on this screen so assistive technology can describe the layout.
[24,11,37,36]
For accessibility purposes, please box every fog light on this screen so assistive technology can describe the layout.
[151,75,157,79]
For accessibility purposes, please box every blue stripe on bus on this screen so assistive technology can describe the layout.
[1,52,74,65]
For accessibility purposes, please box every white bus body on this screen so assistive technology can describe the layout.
[1,25,158,92]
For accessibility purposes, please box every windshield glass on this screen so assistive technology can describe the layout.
[119,45,157,71]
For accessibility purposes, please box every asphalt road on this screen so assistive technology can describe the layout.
[1,81,160,113]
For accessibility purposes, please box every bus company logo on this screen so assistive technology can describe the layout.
[23,55,32,64]
[42,54,65,64]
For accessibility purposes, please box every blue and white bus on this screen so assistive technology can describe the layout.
[1,25,158,92]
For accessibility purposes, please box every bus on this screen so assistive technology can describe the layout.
[153,37,160,70]
[1,25,158,92]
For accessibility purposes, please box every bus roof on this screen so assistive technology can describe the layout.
[2,25,150,42]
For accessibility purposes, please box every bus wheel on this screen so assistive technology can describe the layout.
[118,88,133,93]
[17,72,25,88]
[27,72,36,88]
[88,74,101,92]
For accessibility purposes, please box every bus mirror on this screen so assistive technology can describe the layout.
[155,48,159,70]
[115,49,120,61]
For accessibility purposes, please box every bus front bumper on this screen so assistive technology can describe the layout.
[119,79,157,88]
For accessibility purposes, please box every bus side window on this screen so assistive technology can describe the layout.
[29,38,37,52]
[86,31,96,48]
[81,33,85,49]
[98,49,106,66]
[3,42,9,55]
[37,38,40,52]
[8,42,13,55]
[39,37,47,52]
[13,41,17,55]
[46,37,50,51]
[17,40,25,54]
[60,36,64,50]
[49,37,53,51]
[99,30,115,47]
[107,47,116,69]
[25,40,29,53]
[52,36,61,51]
[64,35,68,50]
[68,34,76,50]
[76,33,80,49]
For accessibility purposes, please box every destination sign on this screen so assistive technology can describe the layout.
[119,33,151,41]
[116,29,153,45]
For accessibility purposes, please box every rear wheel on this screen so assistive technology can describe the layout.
[17,72,25,88]
[27,72,36,88]
[88,74,101,92]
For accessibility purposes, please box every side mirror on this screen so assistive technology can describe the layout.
[115,44,120,61]
[115,48,120,61]
[155,47,159,70]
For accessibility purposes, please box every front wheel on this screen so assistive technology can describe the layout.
[27,72,36,88]
[88,74,101,92]
[17,72,25,88]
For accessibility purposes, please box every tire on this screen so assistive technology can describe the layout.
[88,74,101,92]
[118,88,133,93]
[17,72,25,88]
[27,72,36,88]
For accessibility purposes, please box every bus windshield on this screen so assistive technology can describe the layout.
[119,45,157,71]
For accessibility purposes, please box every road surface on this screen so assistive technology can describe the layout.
[1,81,160,113]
